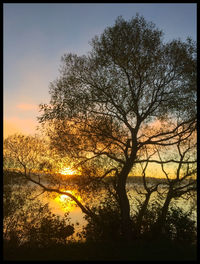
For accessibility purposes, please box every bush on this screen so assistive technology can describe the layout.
[3,183,74,249]
[81,199,122,242]
[25,213,74,248]
[82,198,197,247]
[137,201,197,245]
[165,206,196,244]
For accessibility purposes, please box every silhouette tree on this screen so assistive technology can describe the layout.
[3,184,74,249]
[134,147,161,236]
[133,128,196,237]
[3,134,51,176]
[36,15,196,240]
[3,134,96,218]
[154,133,197,235]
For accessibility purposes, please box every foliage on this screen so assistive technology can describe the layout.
[134,198,163,236]
[39,14,196,162]
[3,14,197,247]
[80,197,122,242]
[37,14,196,239]
[133,199,197,244]
[3,178,196,261]
[81,196,197,245]
[165,206,196,244]
[3,134,51,174]
[25,213,74,248]
[3,182,74,249]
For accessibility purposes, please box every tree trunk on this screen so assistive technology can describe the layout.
[155,191,173,236]
[136,193,151,236]
[117,179,132,240]
[116,162,134,241]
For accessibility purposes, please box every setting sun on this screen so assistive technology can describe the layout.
[59,167,76,175]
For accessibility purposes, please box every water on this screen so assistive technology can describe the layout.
[36,183,196,238]
[7,180,197,241]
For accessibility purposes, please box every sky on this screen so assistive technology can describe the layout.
[3,3,197,138]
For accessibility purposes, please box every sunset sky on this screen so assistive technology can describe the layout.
[3,3,197,138]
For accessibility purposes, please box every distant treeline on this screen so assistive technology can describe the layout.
[127,176,168,185]
[3,169,189,188]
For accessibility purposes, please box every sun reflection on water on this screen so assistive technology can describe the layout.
[54,190,82,212]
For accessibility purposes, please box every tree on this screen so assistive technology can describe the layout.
[3,184,74,249]
[37,14,196,240]
[132,128,196,238]
[3,133,97,218]
[3,134,51,176]
[133,147,161,236]
[154,132,197,235]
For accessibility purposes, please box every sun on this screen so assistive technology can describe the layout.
[59,167,76,175]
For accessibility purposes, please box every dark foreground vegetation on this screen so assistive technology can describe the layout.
[3,173,197,261]
[4,239,196,261]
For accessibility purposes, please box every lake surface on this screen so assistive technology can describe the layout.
[31,181,196,241]
[9,177,196,242]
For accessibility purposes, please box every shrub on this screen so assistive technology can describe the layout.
[3,183,74,249]
[165,206,196,244]
[81,198,122,242]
